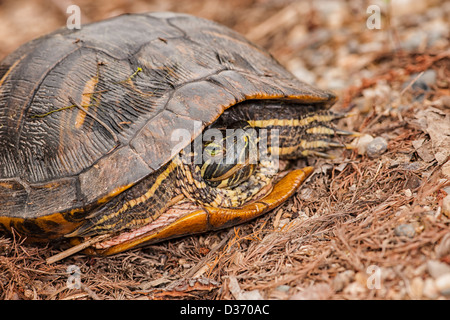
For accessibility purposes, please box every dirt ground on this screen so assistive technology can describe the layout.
[0,0,449,300]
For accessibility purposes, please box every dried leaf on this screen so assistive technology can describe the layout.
[290,283,333,300]
[414,108,450,164]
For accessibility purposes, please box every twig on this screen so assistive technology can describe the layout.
[400,71,424,96]
[183,229,234,278]
[81,283,101,300]
[245,2,300,41]
[46,234,110,264]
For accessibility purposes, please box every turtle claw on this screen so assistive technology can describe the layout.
[301,150,336,159]
[344,143,357,150]
[334,129,361,137]
[305,126,360,137]
[328,141,357,150]
[300,136,356,159]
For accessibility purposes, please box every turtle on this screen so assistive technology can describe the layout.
[0,12,353,256]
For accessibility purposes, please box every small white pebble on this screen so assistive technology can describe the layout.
[435,274,450,296]
[423,278,439,299]
[442,195,450,217]
[366,137,388,158]
[394,223,416,238]
[353,134,373,155]
[404,189,413,198]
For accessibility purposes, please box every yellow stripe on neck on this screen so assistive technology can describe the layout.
[247,114,336,129]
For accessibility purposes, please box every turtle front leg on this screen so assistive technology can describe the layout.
[94,167,313,256]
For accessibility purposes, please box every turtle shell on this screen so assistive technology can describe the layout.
[0,12,336,239]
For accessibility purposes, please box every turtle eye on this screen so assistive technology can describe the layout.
[204,142,223,157]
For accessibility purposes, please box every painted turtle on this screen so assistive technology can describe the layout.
[0,12,350,256]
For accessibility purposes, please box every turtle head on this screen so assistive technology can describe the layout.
[201,121,258,189]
